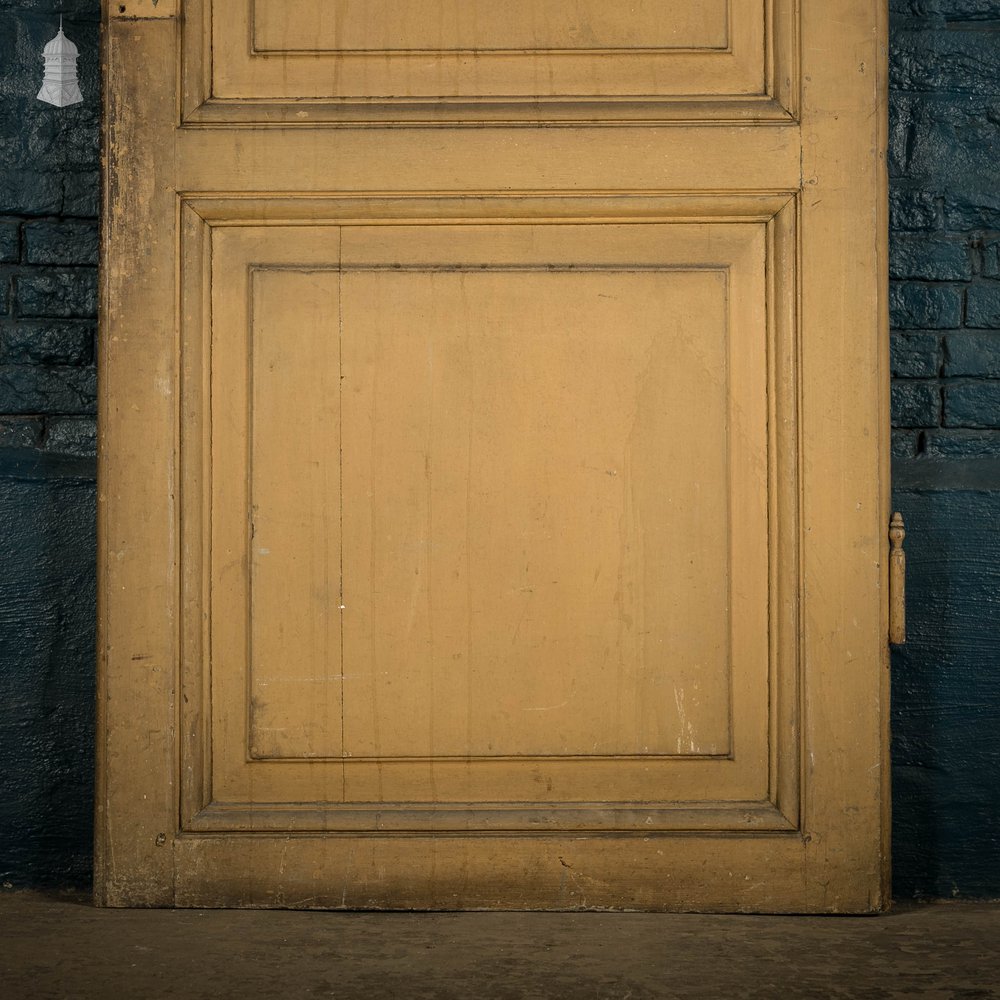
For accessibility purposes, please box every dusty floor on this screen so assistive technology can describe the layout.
[0,893,997,1000]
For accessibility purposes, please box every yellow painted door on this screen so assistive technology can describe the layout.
[98,0,890,912]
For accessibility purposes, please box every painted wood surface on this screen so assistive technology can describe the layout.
[98,0,890,912]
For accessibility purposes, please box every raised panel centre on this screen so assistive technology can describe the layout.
[229,221,771,763]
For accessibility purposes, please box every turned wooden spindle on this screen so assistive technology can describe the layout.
[889,512,907,645]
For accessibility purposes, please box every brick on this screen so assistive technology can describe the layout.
[1,322,94,366]
[0,416,42,449]
[981,240,1000,279]
[889,1,1000,19]
[892,430,920,459]
[944,382,1000,428]
[892,333,942,377]
[44,417,96,457]
[944,189,1000,231]
[966,283,1000,328]
[892,380,942,427]
[895,95,1000,191]
[890,238,971,281]
[21,116,59,171]
[15,270,97,319]
[945,333,1000,377]
[888,101,913,178]
[889,189,939,231]
[0,365,95,415]
[891,28,1000,96]
[0,225,18,264]
[41,111,100,174]
[0,170,61,216]
[924,430,1000,458]
[62,172,99,219]
[890,283,963,329]
[23,222,98,267]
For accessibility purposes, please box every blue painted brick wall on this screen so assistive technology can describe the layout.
[890,0,1000,899]
[0,0,98,455]
[890,0,1000,457]
[0,0,98,889]
[0,1,999,898]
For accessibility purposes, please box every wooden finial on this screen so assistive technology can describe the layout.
[889,512,905,551]
[889,513,906,644]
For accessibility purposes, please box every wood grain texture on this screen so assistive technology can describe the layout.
[797,0,891,912]
[111,0,178,18]
[214,0,762,99]
[180,0,797,124]
[96,14,179,906]
[99,0,889,912]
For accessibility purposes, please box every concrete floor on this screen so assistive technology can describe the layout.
[1,893,998,1000]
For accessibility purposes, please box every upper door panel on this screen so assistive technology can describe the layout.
[182,0,799,124]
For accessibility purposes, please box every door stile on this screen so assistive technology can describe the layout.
[97,8,182,906]
[796,0,891,905]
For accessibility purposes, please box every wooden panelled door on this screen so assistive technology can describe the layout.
[98,0,890,912]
